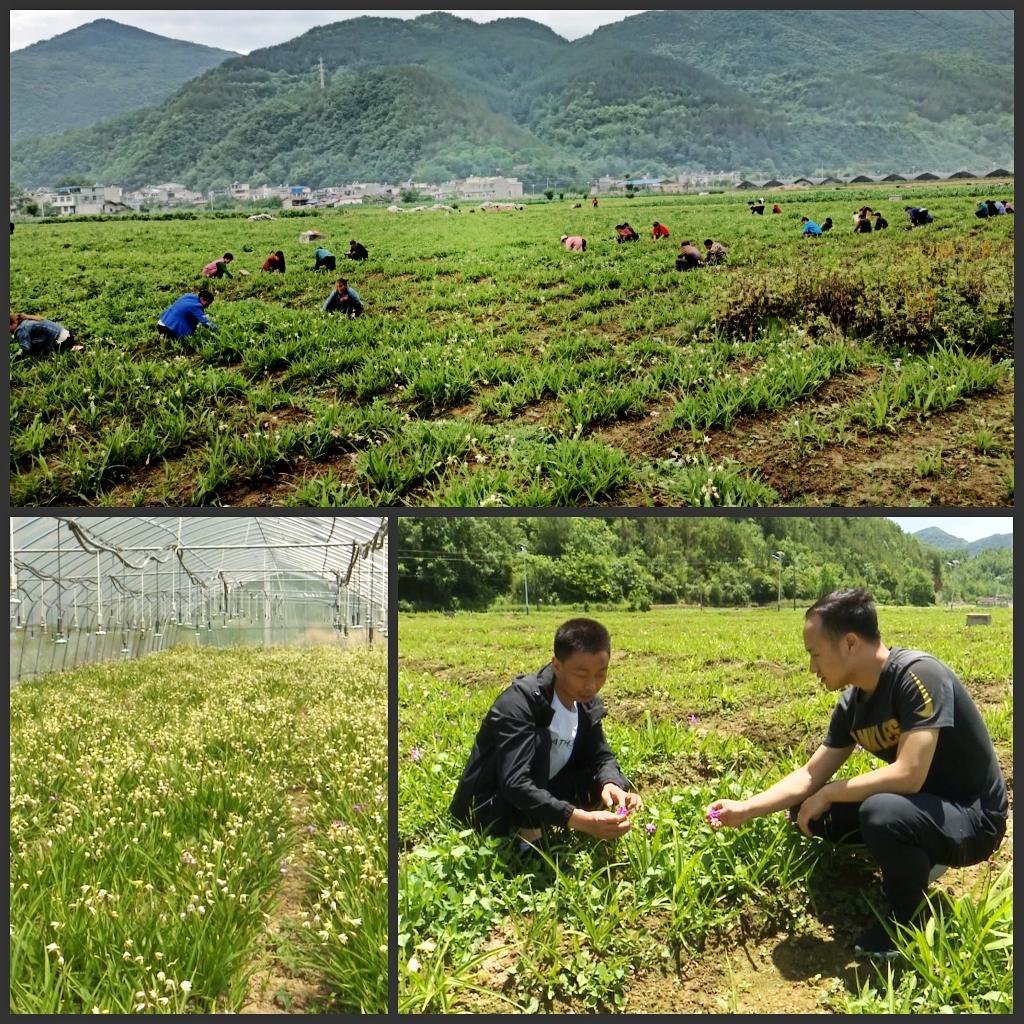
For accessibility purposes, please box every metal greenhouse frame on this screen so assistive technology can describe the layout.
[9,515,388,683]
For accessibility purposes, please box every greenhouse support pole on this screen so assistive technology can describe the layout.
[9,519,16,598]
[368,550,374,646]
[95,551,106,634]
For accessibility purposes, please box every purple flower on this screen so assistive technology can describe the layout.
[687,714,699,726]
[305,824,316,835]
[330,820,345,830]
[615,805,628,817]
[353,804,363,814]
[706,807,723,829]
[409,746,423,763]
[49,794,58,802]
[645,823,657,835]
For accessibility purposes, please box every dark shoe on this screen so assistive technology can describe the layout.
[853,920,899,960]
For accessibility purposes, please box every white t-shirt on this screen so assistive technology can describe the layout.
[549,693,579,779]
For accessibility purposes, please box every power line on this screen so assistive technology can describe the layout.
[910,9,950,31]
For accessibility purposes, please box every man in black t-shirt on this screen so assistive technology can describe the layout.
[707,588,1007,959]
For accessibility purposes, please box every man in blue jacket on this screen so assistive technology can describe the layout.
[157,289,218,339]
[450,618,642,846]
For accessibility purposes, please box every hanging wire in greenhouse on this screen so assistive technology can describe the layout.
[10,516,389,684]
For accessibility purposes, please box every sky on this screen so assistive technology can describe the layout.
[9,10,648,52]
[886,517,1012,542]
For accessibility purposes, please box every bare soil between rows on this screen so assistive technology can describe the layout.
[84,363,1012,506]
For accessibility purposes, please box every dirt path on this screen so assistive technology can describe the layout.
[238,789,328,1014]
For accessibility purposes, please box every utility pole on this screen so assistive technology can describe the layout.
[318,56,325,90]
[946,559,960,608]
[519,545,529,616]
[773,551,785,611]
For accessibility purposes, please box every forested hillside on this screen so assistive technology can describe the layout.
[397,517,1013,611]
[10,10,1014,189]
[9,19,235,140]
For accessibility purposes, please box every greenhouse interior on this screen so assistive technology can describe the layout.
[9,515,388,684]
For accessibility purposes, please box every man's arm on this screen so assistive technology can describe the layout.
[493,709,631,840]
[795,728,939,836]
[709,743,853,827]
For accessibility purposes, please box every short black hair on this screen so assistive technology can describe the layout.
[223,252,233,260]
[703,239,714,246]
[805,588,881,642]
[554,618,611,660]
[197,288,214,303]
[335,278,348,287]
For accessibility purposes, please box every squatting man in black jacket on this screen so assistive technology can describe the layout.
[450,618,642,846]
[707,589,1008,960]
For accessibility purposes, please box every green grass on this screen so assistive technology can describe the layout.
[398,606,1013,1013]
[9,645,387,1014]
[9,185,1013,506]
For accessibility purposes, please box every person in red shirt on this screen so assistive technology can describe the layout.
[592,197,599,207]
[262,250,286,273]
[652,221,670,240]
[772,203,782,214]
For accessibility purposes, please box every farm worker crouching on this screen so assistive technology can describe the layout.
[450,618,642,848]
[703,239,728,264]
[10,312,83,361]
[346,239,369,261]
[905,206,933,227]
[202,252,233,278]
[560,234,587,252]
[322,278,364,318]
[157,288,218,340]
[800,217,823,237]
[820,218,834,232]
[706,588,1008,961]
[262,250,286,272]
[652,221,670,240]
[615,223,640,243]
[313,246,336,271]
[873,212,888,229]
[675,240,703,270]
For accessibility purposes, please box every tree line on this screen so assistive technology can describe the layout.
[397,517,1011,612]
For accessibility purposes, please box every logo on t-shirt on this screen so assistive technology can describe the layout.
[910,671,935,718]
[852,718,901,754]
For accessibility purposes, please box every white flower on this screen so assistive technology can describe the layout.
[180,980,192,994]
[407,956,421,973]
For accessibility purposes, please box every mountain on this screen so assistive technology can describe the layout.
[913,527,971,550]
[8,11,1016,189]
[9,19,237,141]
[912,527,1013,556]
[965,534,1013,556]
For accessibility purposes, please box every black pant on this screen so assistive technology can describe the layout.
[314,255,336,271]
[157,324,178,340]
[792,793,1006,922]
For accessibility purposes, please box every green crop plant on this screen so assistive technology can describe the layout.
[9,189,1011,506]
[10,647,386,1014]
[399,607,1012,1013]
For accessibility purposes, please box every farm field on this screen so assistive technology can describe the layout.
[9,645,387,1014]
[398,607,1013,1013]
[8,184,1014,507]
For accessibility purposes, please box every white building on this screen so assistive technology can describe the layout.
[49,184,124,215]
[454,175,523,199]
